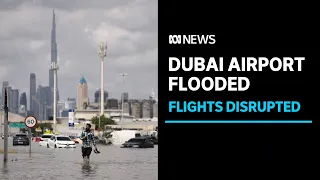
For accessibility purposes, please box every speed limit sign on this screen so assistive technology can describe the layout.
[24,116,37,128]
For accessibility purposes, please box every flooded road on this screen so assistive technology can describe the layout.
[0,138,157,180]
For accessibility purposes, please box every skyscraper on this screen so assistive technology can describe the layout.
[153,103,158,118]
[36,86,51,120]
[132,102,141,118]
[94,89,108,103]
[122,92,129,102]
[49,9,59,104]
[20,92,27,110]
[7,86,12,111]
[107,98,118,109]
[10,89,19,114]
[30,73,36,113]
[77,76,89,109]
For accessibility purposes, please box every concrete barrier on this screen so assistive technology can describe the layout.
[32,137,41,142]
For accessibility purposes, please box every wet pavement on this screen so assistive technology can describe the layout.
[0,138,157,180]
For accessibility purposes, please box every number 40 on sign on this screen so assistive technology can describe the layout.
[24,116,37,128]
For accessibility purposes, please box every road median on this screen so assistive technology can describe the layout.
[0,148,17,154]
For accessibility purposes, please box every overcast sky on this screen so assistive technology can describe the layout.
[0,0,158,104]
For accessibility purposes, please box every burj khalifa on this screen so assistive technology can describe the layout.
[49,10,59,103]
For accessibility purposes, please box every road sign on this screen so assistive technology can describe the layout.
[24,116,37,128]
[68,109,75,127]
[35,126,42,132]
[9,122,27,128]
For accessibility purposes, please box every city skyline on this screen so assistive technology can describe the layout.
[0,1,158,106]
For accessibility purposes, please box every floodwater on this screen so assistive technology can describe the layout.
[0,138,158,180]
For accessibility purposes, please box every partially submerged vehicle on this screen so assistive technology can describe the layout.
[121,137,154,148]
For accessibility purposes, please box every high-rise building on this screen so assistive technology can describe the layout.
[36,85,51,120]
[122,92,129,102]
[142,102,151,119]
[65,98,76,109]
[77,76,89,109]
[123,102,130,115]
[57,100,65,117]
[107,98,118,109]
[20,92,27,110]
[30,73,36,112]
[10,89,19,114]
[57,98,76,117]
[7,86,12,111]
[48,9,59,105]
[94,89,108,103]
[19,105,27,117]
[153,103,158,118]
[132,102,141,118]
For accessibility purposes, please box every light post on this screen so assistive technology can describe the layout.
[44,101,47,120]
[98,41,107,116]
[51,62,59,133]
[3,87,9,162]
[119,73,128,122]
[0,105,3,135]
[99,89,101,129]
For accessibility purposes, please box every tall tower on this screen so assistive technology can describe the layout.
[49,9,59,104]
[30,73,36,112]
[77,76,89,110]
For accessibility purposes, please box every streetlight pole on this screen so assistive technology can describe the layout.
[119,73,127,122]
[51,62,59,133]
[44,102,47,120]
[3,87,9,162]
[99,89,101,129]
[0,105,3,136]
[98,41,107,116]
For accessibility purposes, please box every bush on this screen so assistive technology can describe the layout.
[91,115,117,130]
[91,115,116,144]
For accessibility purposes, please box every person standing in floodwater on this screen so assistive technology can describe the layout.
[80,123,99,160]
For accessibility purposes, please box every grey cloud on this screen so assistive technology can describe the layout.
[25,0,133,11]
[0,0,24,10]
[0,0,158,104]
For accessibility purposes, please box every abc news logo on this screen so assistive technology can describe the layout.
[169,35,216,45]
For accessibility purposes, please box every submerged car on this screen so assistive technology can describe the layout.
[145,135,158,145]
[47,135,76,148]
[121,137,154,148]
[39,134,54,146]
[13,133,29,146]
[69,136,82,144]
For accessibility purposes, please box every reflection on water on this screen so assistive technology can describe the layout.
[0,140,158,180]
[81,161,98,177]
[2,162,9,175]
